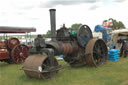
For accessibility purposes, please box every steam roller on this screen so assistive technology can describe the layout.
[22,9,108,80]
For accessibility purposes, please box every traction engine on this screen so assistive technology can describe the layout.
[0,38,28,64]
[23,9,108,79]
[0,26,36,64]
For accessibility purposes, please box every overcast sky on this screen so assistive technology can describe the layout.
[0,0,128,34]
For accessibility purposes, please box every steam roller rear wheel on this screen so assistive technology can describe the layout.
[11,44,29,64]
[85,38,108,67]
[23,55,59,80]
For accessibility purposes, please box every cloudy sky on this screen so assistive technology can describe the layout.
[0,0,128,34]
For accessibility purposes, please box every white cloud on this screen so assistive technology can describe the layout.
[0,0,127,34]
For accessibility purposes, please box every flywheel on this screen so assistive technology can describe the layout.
[77,25,93,47]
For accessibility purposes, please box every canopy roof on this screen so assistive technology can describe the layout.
[111,29,128,35]
[111,29,128,43]
[0,26,36,33]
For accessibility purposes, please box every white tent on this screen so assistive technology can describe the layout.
[110,29,128,43]
[111,29,128,35]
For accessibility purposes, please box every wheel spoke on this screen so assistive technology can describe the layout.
[11,44,29,64]
[92,39,108,66]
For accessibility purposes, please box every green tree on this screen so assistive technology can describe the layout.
[118,21,125,29]
[43,30,51,38]
[103,18,126,30]
[70,23,82,32]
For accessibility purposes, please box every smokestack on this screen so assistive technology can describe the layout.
[49,9,56,41]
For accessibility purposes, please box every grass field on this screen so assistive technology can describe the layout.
[0,58,128,85]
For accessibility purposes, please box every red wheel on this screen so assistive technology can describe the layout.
[8,38,20,49]
[11,44,29,64]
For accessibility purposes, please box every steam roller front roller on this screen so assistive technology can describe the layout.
[22,54,61,80]
[85,38,108,67]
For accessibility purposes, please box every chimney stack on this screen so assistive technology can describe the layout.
[49,9,56,41]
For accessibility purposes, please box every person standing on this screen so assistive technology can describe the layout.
[117,39,128,57]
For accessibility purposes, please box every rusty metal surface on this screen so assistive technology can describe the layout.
[23,55,60,79]
[85,38,108,67]
[63,43,73,54]
[23,55,48,79]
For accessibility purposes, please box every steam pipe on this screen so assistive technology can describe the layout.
[49,9,56,41]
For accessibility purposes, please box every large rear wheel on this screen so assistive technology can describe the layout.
[11,44,29,64]
[85,38,108,66]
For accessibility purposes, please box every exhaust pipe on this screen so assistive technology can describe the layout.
[49,9,56,41]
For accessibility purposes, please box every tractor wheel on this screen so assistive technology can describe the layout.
[85,38,108,67]
[11,44,29,64]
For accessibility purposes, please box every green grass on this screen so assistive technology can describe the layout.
[0,58,128,85]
